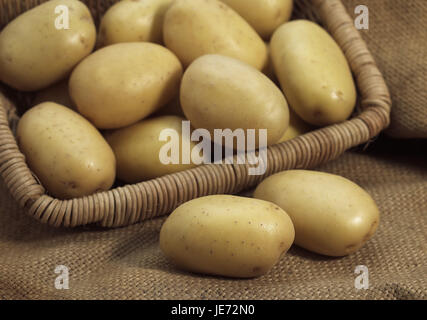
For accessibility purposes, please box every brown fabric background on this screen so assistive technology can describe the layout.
[342,0,427,139]
[0,139,426,300]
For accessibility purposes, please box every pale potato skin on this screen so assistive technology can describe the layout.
[105,116,197,183]
[278,108,312,143]
[17,103,116,199]
[254,170,380,256]
[160,195,295,278]
[163,0,268,70]
[180,55,289,147]
[98,0,173,47]
[33,80,76,110]
[220,0,293,39]
[0,0,96,91]
[69,42,183,129]
[270,20,357,126]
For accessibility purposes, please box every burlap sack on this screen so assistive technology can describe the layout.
[342,0,427,138]
[0,140,426,300]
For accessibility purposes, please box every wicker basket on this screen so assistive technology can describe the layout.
[0,0,391,228]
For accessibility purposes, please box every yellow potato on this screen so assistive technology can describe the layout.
[17,102,116,199]
[98,0,173,47]
[254,170,380,256]
[220,0,293,39]
[163,0,267,70]
[160,195,295,278]
[33,80,76,110]
[271,20,357,126]
[278,108,312,142]
[0,0,96,91]
[105,116,197,183]
[69,42,183,129]
[180,54,289,147]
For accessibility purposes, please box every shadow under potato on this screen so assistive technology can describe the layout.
[287,245,342,261]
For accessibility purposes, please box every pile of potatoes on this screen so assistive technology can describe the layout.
[0,0,377,277]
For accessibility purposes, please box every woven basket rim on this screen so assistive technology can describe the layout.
[0,0,392,228]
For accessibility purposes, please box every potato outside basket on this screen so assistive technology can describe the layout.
[0,0,391,228]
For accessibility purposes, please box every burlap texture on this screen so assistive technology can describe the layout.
[342,0,427,139]
[0,139,425,300]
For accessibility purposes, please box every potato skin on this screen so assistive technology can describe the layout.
[160,195,295,278]
[163,0,267,70]
[105,116,197,183]
[254,170,380,256]
[98,0,173,47]
[0,0,96,91]
[180,54,289,147]
[270,20,356,126]
[220,0,293,39]
[69,42,183,129]
[17,103,116,199]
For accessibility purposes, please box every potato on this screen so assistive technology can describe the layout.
[160,195,295,278]
[33,80,76,110]
[163,0,267,70]
[69,42,183,129]
[270,20,357,126]
[17,102,116,199]
[98,0,173,47]
[278,108,312,142]
[180,54,289,147]
[254,170,380,256]
[0,0,96,91]
[220,0,293,39]
[105,116,197,183]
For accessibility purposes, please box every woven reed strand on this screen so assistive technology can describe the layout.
[0,0,391,227]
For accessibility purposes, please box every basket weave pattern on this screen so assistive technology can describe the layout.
[0,0,391,227]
